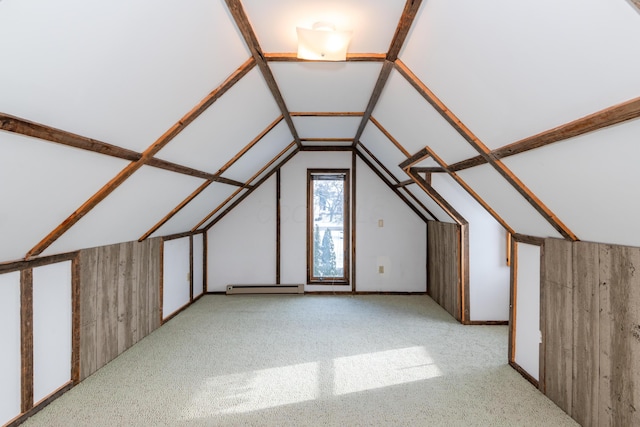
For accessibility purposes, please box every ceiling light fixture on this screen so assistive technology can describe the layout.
[296,22,353,61]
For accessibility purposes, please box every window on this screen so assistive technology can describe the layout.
[307,170,350,284]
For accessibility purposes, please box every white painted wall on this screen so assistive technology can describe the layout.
[514,243,541,381]
[192,234,204,298]
[431,174,510,321]
[163,237,191,319]
[32,261,72,403]
[207,177,277,292]
[355,158,426,292]
[0,272,21,426]
[280,152,353,292]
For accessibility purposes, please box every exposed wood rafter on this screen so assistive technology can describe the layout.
[225,0,302,148]
[0,114,248,187]
[203,144,300,230]
[138,116,282,241]
[353,0,423,144]
[369,116,411,157]
[395,60,578,241]
[448,95,640,172]
[421,147,515,235]
[357,142,437,220]
[355,148,430,223]
[24,58,256,259]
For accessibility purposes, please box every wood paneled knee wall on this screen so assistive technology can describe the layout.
[542,238,640,427]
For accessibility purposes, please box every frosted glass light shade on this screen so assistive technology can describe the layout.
[296,22,353,61]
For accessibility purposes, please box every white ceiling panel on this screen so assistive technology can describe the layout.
[0,134,129,263]
[201,189,249,229]
[374,70,479,164]
[401,0,640,149]
[272,62,382,112]
[222,122,294,183]
[359,125,409,182]
[356,146,397,185]
[42,166,205,256]
[415,158,441,168]
[457,164,563,239]
[155,69,282,174]
[0,0,250,152]
[152,183,239,238]
[503,118,640,247]
[294,117,361,139]
[242,0,406,53]
[248,145,299,186]
[402,188,451,223]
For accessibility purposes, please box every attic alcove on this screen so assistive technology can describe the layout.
[2,0,640,426]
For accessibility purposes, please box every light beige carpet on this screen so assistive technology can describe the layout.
[23,295,577,426]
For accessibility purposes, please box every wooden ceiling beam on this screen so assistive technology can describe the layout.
[0,113,141,161]
[445,95,640,172]
[264,53,386,62]
[24,58,256,258]
[406,168,467,226]
[353,0,423,145]
[395,60,578,241]
[356,142,437,220]
[215,116,284,176]
[423,147,515,235]
[369,116,412,157]
[300,146,354,151]
[225,0,302,149]
[0,113,248,187]
[387,0,423,62]
[355,150,430,223]
[202,143,300,230]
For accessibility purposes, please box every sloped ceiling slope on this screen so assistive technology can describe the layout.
[1,0,640,264]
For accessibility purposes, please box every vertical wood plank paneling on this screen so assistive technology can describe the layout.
[136,240,150,339]
[71,255,81,384]
[79,248,99,380]
[96,245,119,370]
[571,241,599,427]
[117,242,136,354]
[20,269,34,413]
[599,244,640,427]
[427,221,460,319]
[149,238,161,332]
[541,238,573,415]
[599,244,614,427]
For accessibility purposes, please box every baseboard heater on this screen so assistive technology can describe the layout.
[226,284,304,295]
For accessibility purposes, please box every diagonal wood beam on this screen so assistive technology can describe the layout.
[369,116,412,157]
[24,58,256,258]
[353,0,423,145]
[225,0,302,148]
[407,168,467,226]
[387,0,424,62]
[395,60,578,241]
[423,147,515,235]
[138,116,281,241]
[195,141,298,231]
[264,53,386,62]
[0,113,248,187]
[353,61,394,144]
[356,142,437,220]
[202,144,300,230]
[355,148,430,222]
[448,95,640,172]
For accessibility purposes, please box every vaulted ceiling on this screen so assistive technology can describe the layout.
[1,0,640,263]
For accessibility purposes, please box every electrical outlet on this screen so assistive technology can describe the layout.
[378,219,384,227]
[378,266,384,274]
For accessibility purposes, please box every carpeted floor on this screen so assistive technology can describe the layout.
[22,295,577,426]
